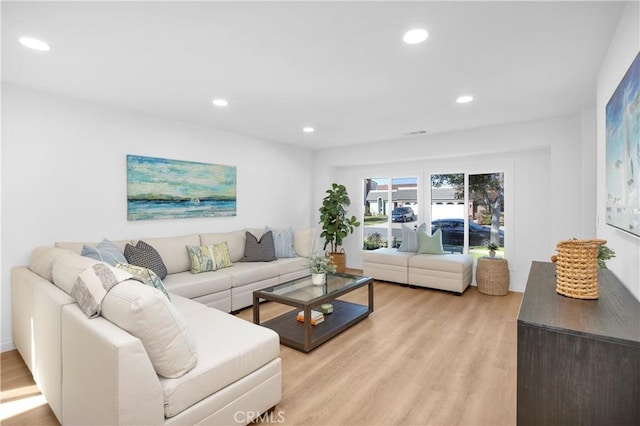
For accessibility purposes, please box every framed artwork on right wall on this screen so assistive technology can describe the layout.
[606,50,640,238]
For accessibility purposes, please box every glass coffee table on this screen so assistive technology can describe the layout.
[253,273,373,353]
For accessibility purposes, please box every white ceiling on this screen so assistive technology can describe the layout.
[2,1,627,149]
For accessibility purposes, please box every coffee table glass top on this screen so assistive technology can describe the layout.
[257,273,370,303]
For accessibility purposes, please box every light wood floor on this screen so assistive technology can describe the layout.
[1,279,522,426]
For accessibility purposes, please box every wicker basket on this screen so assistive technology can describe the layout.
[554,239,606,300]
[476,258,510,296]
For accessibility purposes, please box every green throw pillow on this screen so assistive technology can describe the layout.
[114,262,171,300]
[417,228,445,255]
[186,242,232,273]
[186,245,217,274]
[211,242,232,269]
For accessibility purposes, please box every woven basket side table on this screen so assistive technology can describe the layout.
[476,257,510,296]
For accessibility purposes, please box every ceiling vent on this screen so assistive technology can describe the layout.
[403,130,427,136]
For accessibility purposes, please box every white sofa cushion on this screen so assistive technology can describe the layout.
[52,252,101,294]
[274,257,309,276]
[227,261,280,288]
[101,281,198,379]
[294,228,315,258]
[162,270,233,299]
[134,234,200,275]
[159,306,280,418]
[29,246,76,282]
[200,230,247,263]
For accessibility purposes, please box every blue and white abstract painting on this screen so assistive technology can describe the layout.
[127,155,236,221]
[606,51,640,238]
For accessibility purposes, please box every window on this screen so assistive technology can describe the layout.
[430,172,505,257]
[363,176,419,249]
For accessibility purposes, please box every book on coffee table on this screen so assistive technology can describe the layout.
[296,310,324,325]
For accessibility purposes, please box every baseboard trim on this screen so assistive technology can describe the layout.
[2,338,16,353]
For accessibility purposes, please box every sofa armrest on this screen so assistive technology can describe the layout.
[61,304,165,425]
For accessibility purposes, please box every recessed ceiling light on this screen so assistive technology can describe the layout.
[302,127,315,133]
[403,29,429,44]
[456,95,474,104]
[18,37,50,51]
[211,98,228,107]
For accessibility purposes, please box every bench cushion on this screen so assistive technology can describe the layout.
[408,253,473,273]
[362,248,416,267]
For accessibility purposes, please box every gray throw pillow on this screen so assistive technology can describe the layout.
[124,240,168,279]
[241,231,277,262]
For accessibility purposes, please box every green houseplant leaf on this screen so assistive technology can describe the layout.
[319,183,361,253]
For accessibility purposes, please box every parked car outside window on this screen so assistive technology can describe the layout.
[431,218,504,246]
[391,207,415,222]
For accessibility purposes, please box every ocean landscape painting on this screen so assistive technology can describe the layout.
[127,155,236,221]
[606,51,640,238]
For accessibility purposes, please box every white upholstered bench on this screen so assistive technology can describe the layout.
[362,248,473,294]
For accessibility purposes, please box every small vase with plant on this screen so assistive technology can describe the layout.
[486,241,499,257]
[307,252,337,285]
[319,183,361,273]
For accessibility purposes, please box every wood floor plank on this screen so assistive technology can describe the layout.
[0,278,522,425]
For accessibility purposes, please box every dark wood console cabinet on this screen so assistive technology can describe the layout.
[517,261,639,425]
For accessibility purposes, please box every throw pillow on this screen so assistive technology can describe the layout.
[241,231,277,262]
[81,239,128,266]
[71,263,134,318]
[417,227,445,255]
[210,242,232,269]
[124,240,168,279]
[266,226,297,258]
[398,223,427,252]
[101,281,198,379]
[186,245,217,274]
[114,262,170,300]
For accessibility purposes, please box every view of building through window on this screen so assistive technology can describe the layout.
[363,177,418,249]
[363,173,504,257]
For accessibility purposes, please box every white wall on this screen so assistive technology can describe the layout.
[314,114,593,293]
[596,0,640,300]
[0,84,315,351]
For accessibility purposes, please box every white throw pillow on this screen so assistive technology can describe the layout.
[101,281,198,378]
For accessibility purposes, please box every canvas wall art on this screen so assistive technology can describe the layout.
[127,154,236,221]
[606,51,640,238]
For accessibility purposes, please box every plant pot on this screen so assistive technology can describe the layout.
[329,252,346,273]
[489,250,496,257]
[311,273,326,285]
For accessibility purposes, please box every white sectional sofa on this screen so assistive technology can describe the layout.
[11,227,314,425]
[362,247,473,294]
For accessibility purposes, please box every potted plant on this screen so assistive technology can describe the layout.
[319,183,361,273]
[307,252,337,285]
[486,241,499,257]
[363,232,386,250]
[597,244,616,269]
